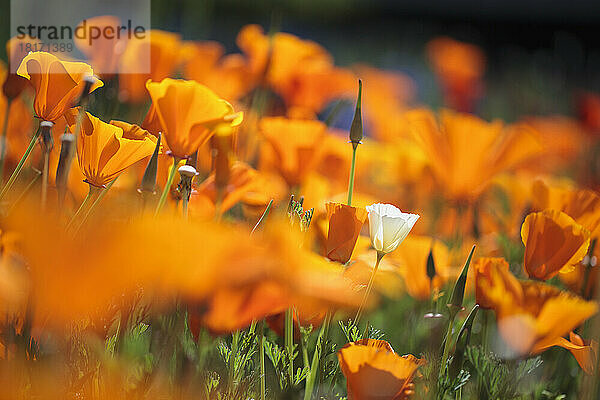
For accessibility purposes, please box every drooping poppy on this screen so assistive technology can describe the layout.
[325,202,368,264]
[16,52,103,122]
[338,339,426,400]
[66,111,157,187]
[146,78,242,159]
[521,209,590,280]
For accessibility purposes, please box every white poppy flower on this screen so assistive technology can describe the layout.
[366,203,419,255]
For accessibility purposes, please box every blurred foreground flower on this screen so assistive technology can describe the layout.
[475,257,598,371]
[338,339,425,400]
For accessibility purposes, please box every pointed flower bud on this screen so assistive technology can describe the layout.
[426,246,436,281]
[349,80,363,149]
[139,132,162,194]
[448,245,476,314]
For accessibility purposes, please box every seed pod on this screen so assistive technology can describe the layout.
[448,245,476,315]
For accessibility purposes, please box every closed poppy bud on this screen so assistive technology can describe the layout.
[426,246,436,281]
[448,245,475,314]
[349,79,362,149]
[325,202,368,264]
[365,203,419,255]
[521,209,590,280]
[139,132,162,194]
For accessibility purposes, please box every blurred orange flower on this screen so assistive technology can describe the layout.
[74,15,124,75]
[3,36,41,99]
[474,257,598,369]
[66,111,157,187]
[259,117,326,187]
[521,210,590,280]
[146,78,242,159]
[325,202,368,264]
[427,37,485,112]
[407,109,541,203]
[338,339,425,400]
[119,30,181,103]
[387,235,452,300]
[16,52,103,122]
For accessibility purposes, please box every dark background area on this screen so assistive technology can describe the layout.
[2,0,600,120]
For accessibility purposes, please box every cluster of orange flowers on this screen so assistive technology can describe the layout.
[0,17,600,399]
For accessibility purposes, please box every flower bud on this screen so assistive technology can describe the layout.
[77,75,98,107]
[448,245,476,315]
[139,132,162,194]
[40,121,54,153]
[349,80,363,149]
[366,203,419,255]
[426,246,436,281]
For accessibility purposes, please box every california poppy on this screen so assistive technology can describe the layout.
[521,209,590,280]
[259,116,326,187]
[66,111,156,187]
[119,30,181,103]
[474,257,598,370]
[325,202,368,264]
[16,52,103,122]
[427,37,485,112]
[338,339,425,400]
[407,108,541,203]
[74,15,123,75]
[146,78,242,160]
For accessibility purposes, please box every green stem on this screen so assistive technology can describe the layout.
[251,199,274,235]
[353,252,383,325]
[67,184,99,231]
[346,145,357,206]
[0,99,12,184]
[41,148,50,210]
[73,177,118,233]
[439,309,458,381]
[154,157,180,215]
[258,320,266,400]
[229,330,240,390]
[0,125,41,202]
[7,169,41,214]
[304,312,332,400]
[285,308,294,387]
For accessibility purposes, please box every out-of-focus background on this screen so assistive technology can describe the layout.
[2,0,600,121]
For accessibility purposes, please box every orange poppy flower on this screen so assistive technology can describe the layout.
[73,15,123,75]
[387,235,452,301]
[66,111,157,187]
[4,36,42,99]
[118,30,181,103]
[146,78,242,159]
[189,161,263,219]
[427,37,485,112]
[532,179,600,239]
[16,52,103,122]
[325,202,368,264]
[521,210,590,280]
[407,108,541,203]
[338,339,426,400]
[259,116,326,187]
[474,258,598,369]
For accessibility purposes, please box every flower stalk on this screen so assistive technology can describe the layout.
[347,80,362,207]
[0,124,42,202]
[0,99,12,184]
[39,121,54,209]
[353,251,384,325]
[155,156,181,215]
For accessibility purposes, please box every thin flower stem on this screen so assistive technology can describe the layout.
[67,184,100,231]
[73,177,118,233]
[258,319,266,400]
[182,196,189,219]
[251,199,274,235]
[0,125,41,202]
[439,308,458,381]
[353,252,384,326]
[285,308,294,387]
[229,330,240,390]
[41,148,50,210]
[304,311,332,400]
[8,169,41,215]
[0,99,12,184]
[346,145,357,206]
[155,157,180,215]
